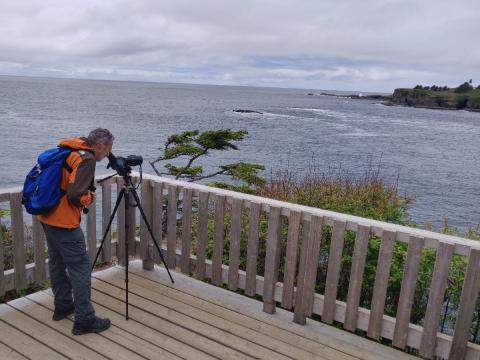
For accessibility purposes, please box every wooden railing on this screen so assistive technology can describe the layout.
[1,173,480,359]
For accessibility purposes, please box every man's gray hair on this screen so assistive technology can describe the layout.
[87,128,114,145]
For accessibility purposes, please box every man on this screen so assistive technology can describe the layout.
[38,128,114,335]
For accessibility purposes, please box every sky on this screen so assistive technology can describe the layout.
[0,0,478,92]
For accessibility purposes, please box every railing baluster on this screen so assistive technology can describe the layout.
[282,210,301,310]
[393,235,424,349]
[449,248,480,360]
[87,195,97,262]
[368,230,396,340]
[116,177,126,266]
[140,179,154,269]
[180,188,193,274]
[212,195,226,286]
[152,181,164,265]
[419,242,454,358]
[263,206,282,314]
[245,202,261,296]
[167,185,178,269]
[32,216,46,284]
[228,198,243,291]
[293,215,323,324]
[127,178,136,256]
[195,191,209,280]
[10,192,26,291]
[304,216,323,317]
[101,180,112,263]
[322,220,347,324]
[344,225,370,332]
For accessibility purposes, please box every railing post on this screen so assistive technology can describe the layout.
[228,198,243,291]
[152,181,164,265]
[282,210,302,310]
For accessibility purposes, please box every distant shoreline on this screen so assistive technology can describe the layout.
[309,89,480,113]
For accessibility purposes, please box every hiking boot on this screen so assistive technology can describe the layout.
[52,304,75,321]
[72,316,111,335]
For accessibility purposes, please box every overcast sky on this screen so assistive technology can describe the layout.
[0,0,478,92]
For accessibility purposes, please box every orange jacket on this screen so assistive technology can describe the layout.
[38,137,96,229]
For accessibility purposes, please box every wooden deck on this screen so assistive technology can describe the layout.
[0,261,416,360]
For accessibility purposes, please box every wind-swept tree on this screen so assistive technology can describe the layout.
[150,129,265,193]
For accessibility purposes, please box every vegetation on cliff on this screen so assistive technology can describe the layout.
[391,81,480,111]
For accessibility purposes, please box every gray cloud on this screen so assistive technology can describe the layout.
[0,0,478,91]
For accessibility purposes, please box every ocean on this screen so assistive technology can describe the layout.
[1,75,479,230]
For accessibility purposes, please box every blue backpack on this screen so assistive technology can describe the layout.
[22,147,74,215]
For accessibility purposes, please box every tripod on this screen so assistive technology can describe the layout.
[92,172,174,320]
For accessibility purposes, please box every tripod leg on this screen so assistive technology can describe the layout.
[91,188,125,271]
[130,187,175,283]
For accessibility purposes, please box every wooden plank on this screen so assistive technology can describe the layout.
[95,270,319,360]
[181,188,193,274]
[101,180,112,263]
[126,270,338,359]
[393,236,424,349]
[368,230,396,340]
[152,181,164,264]
[195,191,209,280]
[344,225,371,332]
[228,198,243,291]
[282,210,301,310]
[10,192,26,291]
[167,185,178,268]
[116,177,126,266]
[322,220,347,324]
[91,280,259,360]
[32,216,46,284]
[212,195,226,286]
[293,217,311,324]
[77,289,213,360]
[22,292,151,360]
[0,311,65,360]
[263,206,282,314]
[5,299,106,360]
[449,248,480,360]
[92,276,292,360]
[0,341,28,360]
[140,179,153,263]
[0,215,5,296]
[31,291,181,360]
[87,194,97,262]
[245,202,261,296]
[303,215,324,317]
[419,242,454,358]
